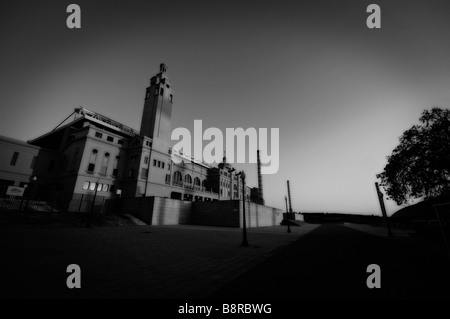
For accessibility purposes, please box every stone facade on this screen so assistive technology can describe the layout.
[0,63,255,211]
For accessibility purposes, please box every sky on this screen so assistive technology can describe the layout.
[1,0,450,215]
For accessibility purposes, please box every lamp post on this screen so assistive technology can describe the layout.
[237,171,248,247]
[285,195,291,233]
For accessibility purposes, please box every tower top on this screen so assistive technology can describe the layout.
[160,63,167,73]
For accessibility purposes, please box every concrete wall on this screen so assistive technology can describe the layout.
[120,196,192,225]
[193,200,283,228]
[192,200,240,227]
[241,201,283,228]
[108,197,283,228]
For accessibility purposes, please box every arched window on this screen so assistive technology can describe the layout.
[202,180,208,188]
[173,171,182,182]
[184,174,192,184]
[194,177,201,186]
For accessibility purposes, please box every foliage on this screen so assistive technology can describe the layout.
[377,107,450,205]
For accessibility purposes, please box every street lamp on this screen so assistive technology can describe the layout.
[237,171,249,247]
[285,195,291,233]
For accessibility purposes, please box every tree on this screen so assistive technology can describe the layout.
[377,107,450,205]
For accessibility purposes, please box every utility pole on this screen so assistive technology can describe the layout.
[375,182,393,237]
[287,180,293,214]
[285,195,291,233]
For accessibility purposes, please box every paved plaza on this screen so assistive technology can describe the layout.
[1,223,318,299]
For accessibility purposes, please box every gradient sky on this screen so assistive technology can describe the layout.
[1,0,450,215]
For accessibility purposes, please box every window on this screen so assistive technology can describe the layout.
[194,177,201,186]
[145,90,150,99]
[97,183,102,191]
[87,163,95,172]
[161,162,165,169]
[157,161,161,168]
[184,174,192,184]
[110,185,115,192]
[89,182,96,191]
[129,168,135,178]
[82,181,89,190]
[112,155,119,177]
[153,159,157,166]
[144,156,149,165]
[168,164,171,171]
[107,136,114,142]
[30,156,37,169]
[102,184,109,192]
[160,88,164,96]
[146,140,152,147]
[10,152,19,166]
[95,132,103,138]
[169,94,173,103]
[141,168,148,179]
[173,171,182,182]
[165,174,170,184]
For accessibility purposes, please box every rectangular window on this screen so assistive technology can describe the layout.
[141,168,148,179]
[97,183,102,191]
[87,163,95,172]
[153,159,157,166]
[144,156,148,164]
[30,156,37,169]
[82,181,89,190]
[165,174,170,184]
[10,152,19,166]
[169,94,173,103]
[160,88,164,96]
[95,132,103,138]
[161,162,165,169]
[102,184,109,192]
[89,182,96,191]
[107,136,114,142]
[112,168,118,177]
[168,164,170,171]
[157,161,161,168]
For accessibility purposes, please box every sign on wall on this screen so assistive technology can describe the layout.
[6,186,25,197]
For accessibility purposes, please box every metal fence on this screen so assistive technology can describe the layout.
[0,196,57,213]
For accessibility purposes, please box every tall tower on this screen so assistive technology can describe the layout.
[140,63,174,152]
